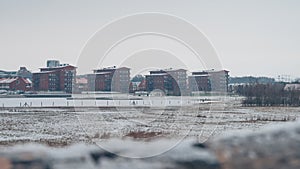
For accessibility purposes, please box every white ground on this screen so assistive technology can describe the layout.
[0,99,299,147]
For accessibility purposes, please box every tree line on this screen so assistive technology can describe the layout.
[233,83,300,106]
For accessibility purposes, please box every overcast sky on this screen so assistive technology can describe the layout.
[0,0,299,78]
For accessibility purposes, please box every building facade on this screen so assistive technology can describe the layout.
[0,77,32,91]
[188,71,211,92]
[32,61,76,93]
[0,67,32,80]
[17,67,32,80]
[87,66,130,93]
[146,69,187,96]
[207,70,229,92]
[129,79,147,93]
[74,76,88,93]
[189,70,229,93]
[0,70,17,78]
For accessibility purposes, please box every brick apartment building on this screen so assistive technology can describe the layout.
[207,70,229,92]
[32,60,76,93]
[188,71,211,92]
[146,69,187,96]
[0,77,32,91]
[189,69,229,93]
[87,66,130,93]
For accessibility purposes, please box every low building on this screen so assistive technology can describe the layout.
[0,77,32,91]
[130,82,140,93]
[74,77,88,93]
[146,69,187,96]
[87,66,130,93]
[130,79,147,94]
[284,84,300,91]
[32,60,76,93]
[138,79,147,91]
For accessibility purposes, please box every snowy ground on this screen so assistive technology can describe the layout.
[0,100,299,147]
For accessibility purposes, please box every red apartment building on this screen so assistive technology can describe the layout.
[189,70,229,93]
[146,69,187,96]
[188,71,211,92]
[87,66,130,93]
[32,61,76,93]
[206,70,230,92]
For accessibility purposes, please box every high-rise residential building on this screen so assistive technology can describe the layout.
[188,71,211,92]
[87,66,130,93]
[207,70,229,92]
[145,69,187,96]
[189,69,229,93]
[32,60,76,93]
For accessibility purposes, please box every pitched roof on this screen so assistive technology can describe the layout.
[76,77,88,84]
[23,78,32,84]
[0,78,17,83]
[0,77,32,84]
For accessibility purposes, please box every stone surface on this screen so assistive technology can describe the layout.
[1,120,300,169]
[209,121,300,169]
[97,140,219,169]
[0,140,219,169]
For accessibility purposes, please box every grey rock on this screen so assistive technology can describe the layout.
[2,120,300,169]
[0,140,220,169]
[209,121,300,169]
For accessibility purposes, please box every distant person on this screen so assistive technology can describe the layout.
[23,102,29,107]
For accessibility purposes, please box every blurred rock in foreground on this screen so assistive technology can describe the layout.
[0,140,219,169]
[1,121,300,169]
[209,121,300,169]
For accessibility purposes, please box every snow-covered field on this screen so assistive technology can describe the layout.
[0,98,299,147]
